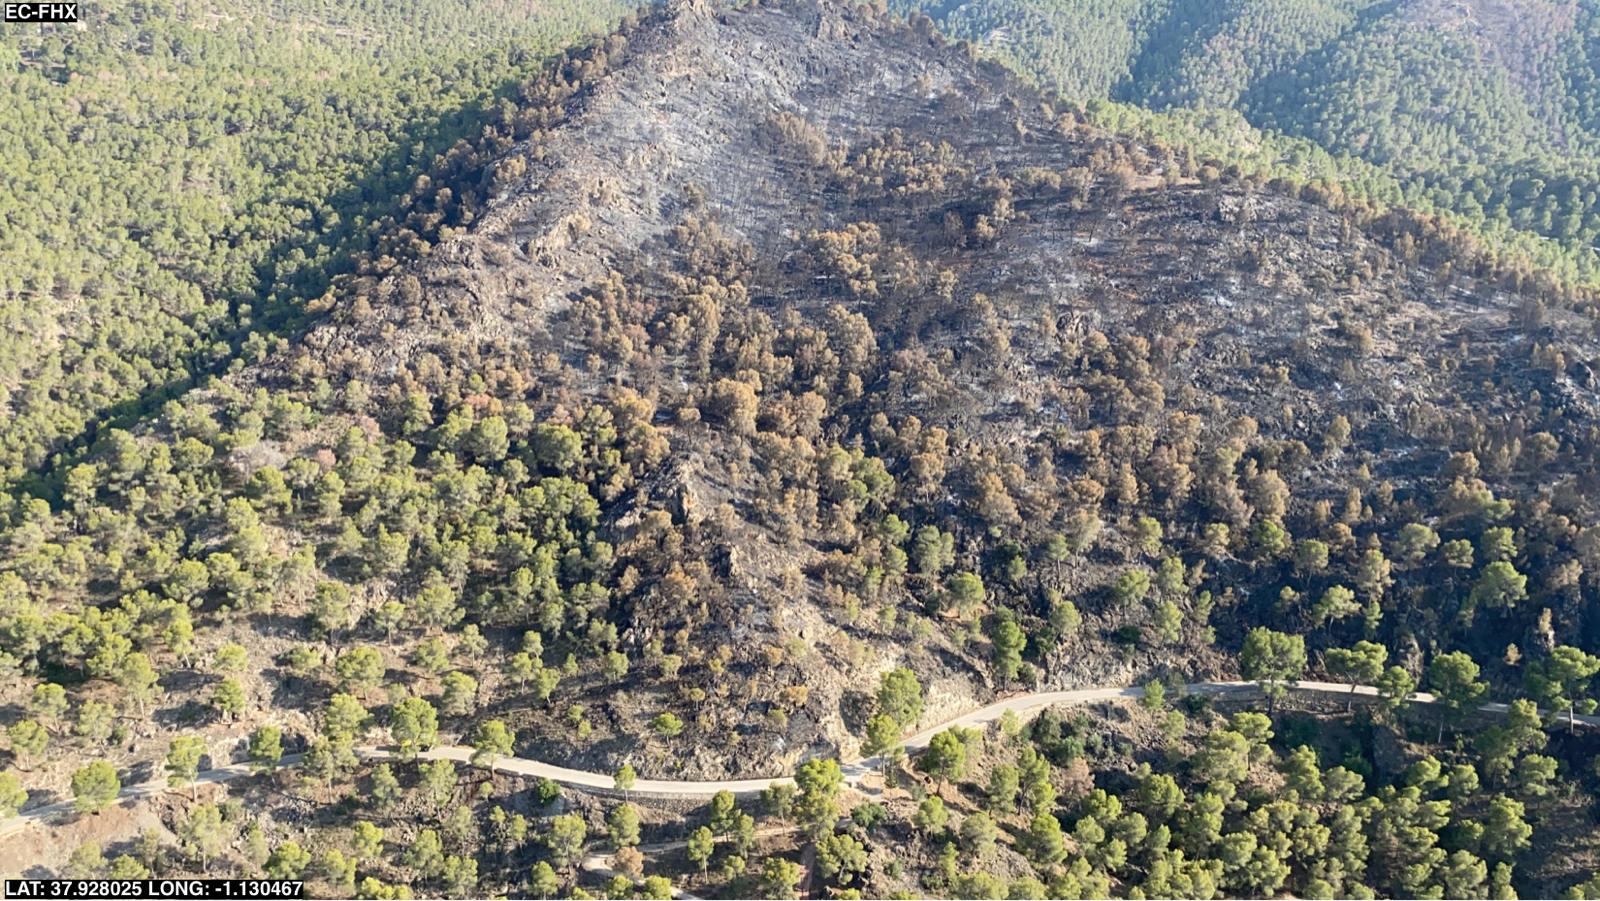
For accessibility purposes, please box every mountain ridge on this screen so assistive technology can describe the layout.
[187,0,1600,780]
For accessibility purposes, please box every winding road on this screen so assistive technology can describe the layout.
[4,679,1596,841]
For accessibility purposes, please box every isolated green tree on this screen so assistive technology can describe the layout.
[1470,561,1528,610]
[960,811,999,859]
[529,862,560,899]
[686,825,715,873]
[877,666,924,727]
[614,763,637,793]
[794,758,844,838]
[391,697,440,758]
[545,814,588,870]
[760,857,804,899]
[72,762,121,814]
[166,736,207,789]
[1428,651,1487,740]
[248,726,283,771]
[0,771,28,818]
[991,613,1026,682]
[817,831,868,883]
[469,719,514,767]
[1325,641,1387,709]
[915,795,948,834]
[917,729,969,785]
[1377,665,1417,713]
[607,803,641,849]
[1240,627,1306,712]
[211,678,246,721]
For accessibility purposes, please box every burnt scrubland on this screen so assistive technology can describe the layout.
[5,0,1600,897]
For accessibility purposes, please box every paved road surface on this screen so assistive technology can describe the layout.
[6,679,1596,839]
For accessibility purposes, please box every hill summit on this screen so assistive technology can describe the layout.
[231,0,1600,778]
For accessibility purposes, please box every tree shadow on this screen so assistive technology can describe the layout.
[21,787,64,811]
[124,758,157,786]
[152,699,213,730]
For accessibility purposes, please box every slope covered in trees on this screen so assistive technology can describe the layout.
[0,0,633,487]
[6,0,1600,897]
[888,0,1600,286]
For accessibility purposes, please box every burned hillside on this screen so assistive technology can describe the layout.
[264,0,1600,774]
[10,0,1600,791]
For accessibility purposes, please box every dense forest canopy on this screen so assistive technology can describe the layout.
[888,0,1600,287]
[0,0,634,488]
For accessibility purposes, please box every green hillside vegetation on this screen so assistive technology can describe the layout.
[889,0,1600,286]
[65,699,1599,898]
[0,0,634,487]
